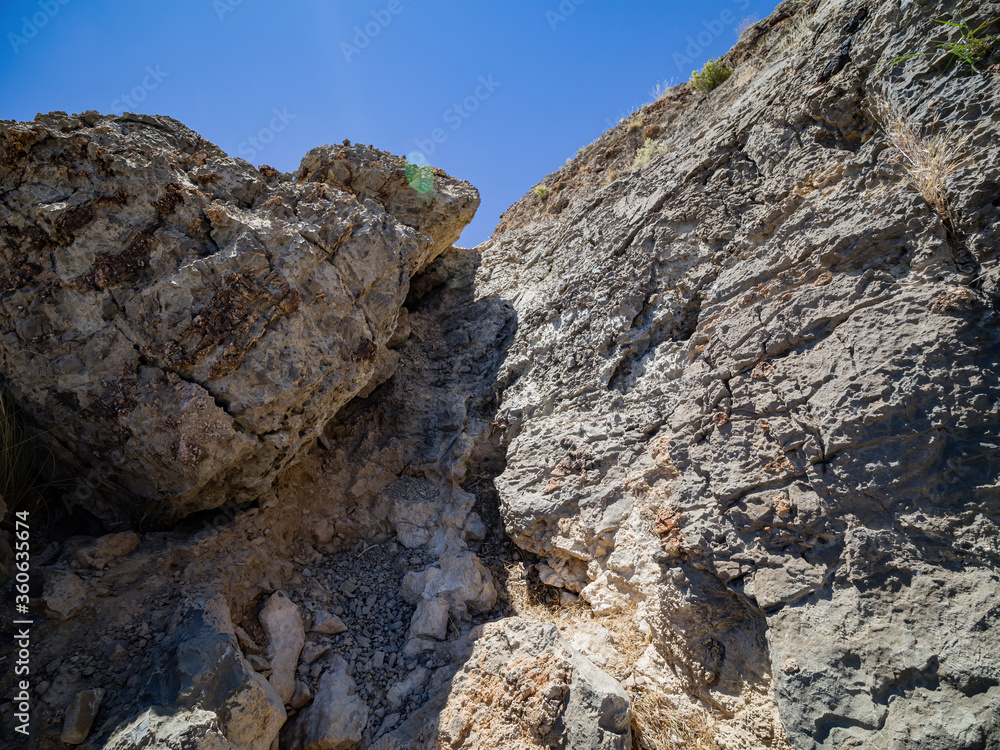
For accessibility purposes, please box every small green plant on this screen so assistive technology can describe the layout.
[535,185,549,198]
[881,16,998,73]
[689,58,732,92]
[404,158,434,194]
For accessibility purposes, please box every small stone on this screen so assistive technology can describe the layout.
[61,688,104,744]
[310,610,347,636]
[246,654,272,673]
[43,572,88,622]
[407,597,449,641]
[300,641,330,665]
[235,625,261,654]
[290,680,312,710]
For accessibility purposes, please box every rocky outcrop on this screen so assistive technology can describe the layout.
[375,618,631,750]
[0,125,514,748]
[477,0,1000,747]
[0,111,478,526]
[3,0,999,747]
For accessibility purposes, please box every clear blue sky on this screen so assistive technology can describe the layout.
[1,0,777,246]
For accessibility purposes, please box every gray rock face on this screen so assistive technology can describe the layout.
[0,111,478,525]
[105,708,239,750]
[379,618,631,750]
[131,595,286,750]
[476,0,1000,747]
[280,655,368,750]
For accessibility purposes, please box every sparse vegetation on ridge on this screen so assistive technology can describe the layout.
[874,100,971,231]
[632,137,669,170]
[689,58,732,92]
[881,15,998,74]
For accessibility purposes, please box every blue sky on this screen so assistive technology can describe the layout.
[1,0,778,246]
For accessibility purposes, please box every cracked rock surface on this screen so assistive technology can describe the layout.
[2,0,1000,748]
[477,0,1000,747]
[0,111,478,526]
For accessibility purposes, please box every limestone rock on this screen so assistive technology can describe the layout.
[0,112,478,526]
[125,595,286,750]
[475,0,1000,746]
[407,597,449,641]
[280,655,368,750]
[42,571,88,621]
[105,708,238,750]
[72,531,140,569]
[310,609,346,635]
[60,687,104,744]
[402,551,497,621]
[295,142,479,271]
[384,618,631,749]
[259,590,305,704]
[290,680,312,710]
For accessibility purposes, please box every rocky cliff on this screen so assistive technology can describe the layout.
[1,0,998,748]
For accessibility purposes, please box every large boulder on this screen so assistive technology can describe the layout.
[0,111,478,525]
[280,655,368,750]
[113,594,286,750]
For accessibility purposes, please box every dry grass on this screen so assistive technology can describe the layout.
[735,14,759,39]
[631,690,720,750]
[728,57,764,89]
[501,562,720,750]
[874,101,971,230]
[765,8,816,64]
[0,389,48,522]
[632,138,670,170]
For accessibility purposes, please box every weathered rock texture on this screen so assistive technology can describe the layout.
[3,0,1000,748]
[0,112,477,526]
[374,618,631,750]
[477,0,1000,747]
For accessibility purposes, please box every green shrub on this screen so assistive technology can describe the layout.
[690,58,732,92]
[535,185,550,198]
[881,16,998,74]
[404,158,434,194]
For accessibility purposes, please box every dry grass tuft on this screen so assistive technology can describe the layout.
[874,101,971,230]
[0,389,49,522]
[501,562,720,749]
[631,690,720,750]
[632,138,670,170]
[766,9,816,64]
[735,14,759,39]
